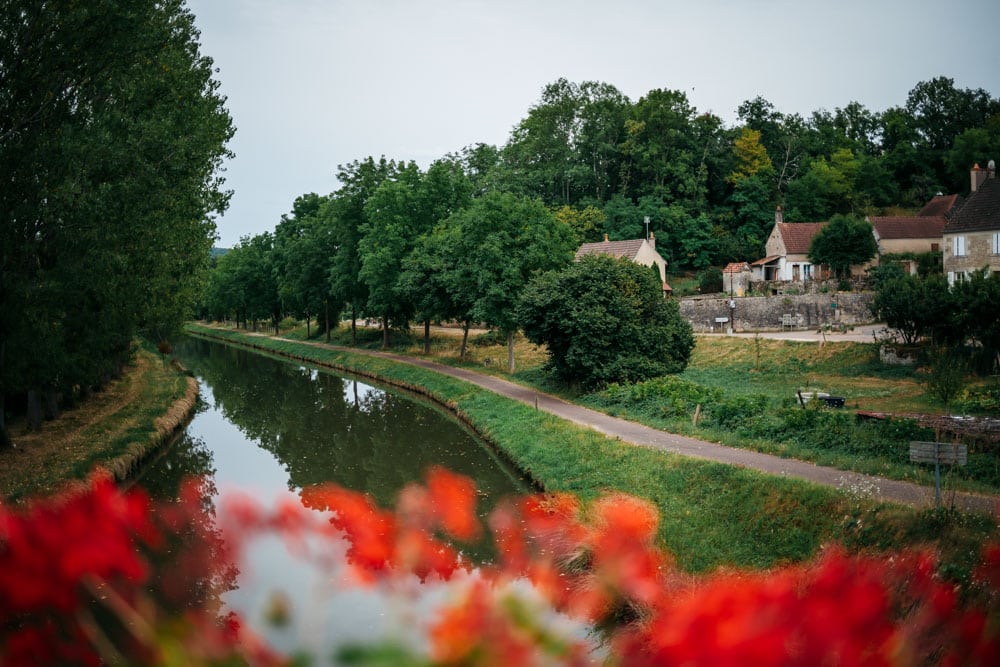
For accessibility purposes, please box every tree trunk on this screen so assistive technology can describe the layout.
[460,321,470,361]
[351,302,357,345]
[26,389,43,431]
[325,301,331,343]
[306,315,311,339]
[507,331,515,373]
[423,319,431,354]
[382,316,389,350]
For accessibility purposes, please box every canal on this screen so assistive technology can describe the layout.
[134,336,533,657]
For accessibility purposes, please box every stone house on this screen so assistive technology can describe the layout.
[943,160,1000,284]
[575,233,671,294]
[751,208,828,281]
[722,262,752,296]
[867,216,947,274]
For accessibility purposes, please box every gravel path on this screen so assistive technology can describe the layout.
[255,331,998,515]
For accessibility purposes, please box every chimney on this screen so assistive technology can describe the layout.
[775,206,783,224]
[971,163,986,192]
[604,233,609,242]
[649,231,656,249]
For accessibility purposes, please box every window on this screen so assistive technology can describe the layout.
[993,232,1000,255]
[931,243,939,252]
[953,236,966,256]
[803,264,813,279]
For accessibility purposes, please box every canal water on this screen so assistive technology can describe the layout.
[135,336,533,658]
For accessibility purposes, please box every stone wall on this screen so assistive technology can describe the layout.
[679,291,875,333]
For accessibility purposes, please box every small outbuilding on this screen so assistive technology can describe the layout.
[722,262,752,296]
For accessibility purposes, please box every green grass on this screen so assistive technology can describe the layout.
[186,323,998,579]
[0,343,192,502]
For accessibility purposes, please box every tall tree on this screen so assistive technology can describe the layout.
[444,192,575,371]
[621,88,701,204]
[0,0,233,440]
[904,77,1000,191]
[274,194,336,339]
[807,214,877,280]
[328,157,399,343]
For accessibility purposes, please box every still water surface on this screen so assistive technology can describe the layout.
[136,337,532,656]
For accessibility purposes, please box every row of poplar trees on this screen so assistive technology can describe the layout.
[0,1,234,445]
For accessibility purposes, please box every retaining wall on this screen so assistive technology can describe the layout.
[679,292,875,333]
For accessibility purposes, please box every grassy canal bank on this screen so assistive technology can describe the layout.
[0,343,197,503]
[185,322,998,578]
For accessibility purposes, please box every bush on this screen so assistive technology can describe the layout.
[955,382,1000,415]
[519,255,695,389]
[697,267,723,294]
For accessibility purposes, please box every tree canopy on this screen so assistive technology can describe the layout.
[807,214,878,279]
[1,0,233,440]
[519,255,694,389]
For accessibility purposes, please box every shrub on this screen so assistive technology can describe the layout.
[697,267,723,294]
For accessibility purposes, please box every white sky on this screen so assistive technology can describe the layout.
[186,0,1000,247]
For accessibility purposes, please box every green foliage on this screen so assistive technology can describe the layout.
[0,0,233,436]
[698,267,724,294]
[598,376,724,418]
[871,272,953,345]
[519,255,695,389]
[920,347,969,414]
[954,382,1000,415]
[807,214,877,279]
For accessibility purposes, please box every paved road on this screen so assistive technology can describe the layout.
[255,331,998,515]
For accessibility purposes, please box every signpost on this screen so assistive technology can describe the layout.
[909,441,968,508]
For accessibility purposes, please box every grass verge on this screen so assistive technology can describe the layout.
[0,343,197,503]
[186,322,998,579]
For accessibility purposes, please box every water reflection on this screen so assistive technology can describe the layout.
[136,336,532,657]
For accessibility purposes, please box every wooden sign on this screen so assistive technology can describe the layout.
[909,441,967,467]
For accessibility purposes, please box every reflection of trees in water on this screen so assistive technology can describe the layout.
[172,337,529,513]
[136,432,217,501]
[135,443,239,618]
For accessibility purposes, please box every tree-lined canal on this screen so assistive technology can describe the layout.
[136,336,533,655]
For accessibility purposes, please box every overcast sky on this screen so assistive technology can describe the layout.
[186,0,1000,247]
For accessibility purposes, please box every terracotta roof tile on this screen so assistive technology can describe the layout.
[918,194,963,218]
[776,222,827,254]
[870,216,946,239]
[943,178,1000,234]
[723,262,751,273]
[575,239,646,261]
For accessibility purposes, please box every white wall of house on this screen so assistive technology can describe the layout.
[634,241,668,284]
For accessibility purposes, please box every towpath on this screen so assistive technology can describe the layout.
[245,330,998,515]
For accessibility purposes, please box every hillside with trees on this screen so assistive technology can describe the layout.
[202,75,999,377]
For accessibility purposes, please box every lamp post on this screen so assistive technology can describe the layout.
[728,275,736,336]
[643,216,650,240]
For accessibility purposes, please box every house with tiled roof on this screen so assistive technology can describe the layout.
[575,233,670,293]
[751,208,828,281]
[918,193,963,219]
[867,215,947,274]
[943,161,1000,284]
[722,262,752,296]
